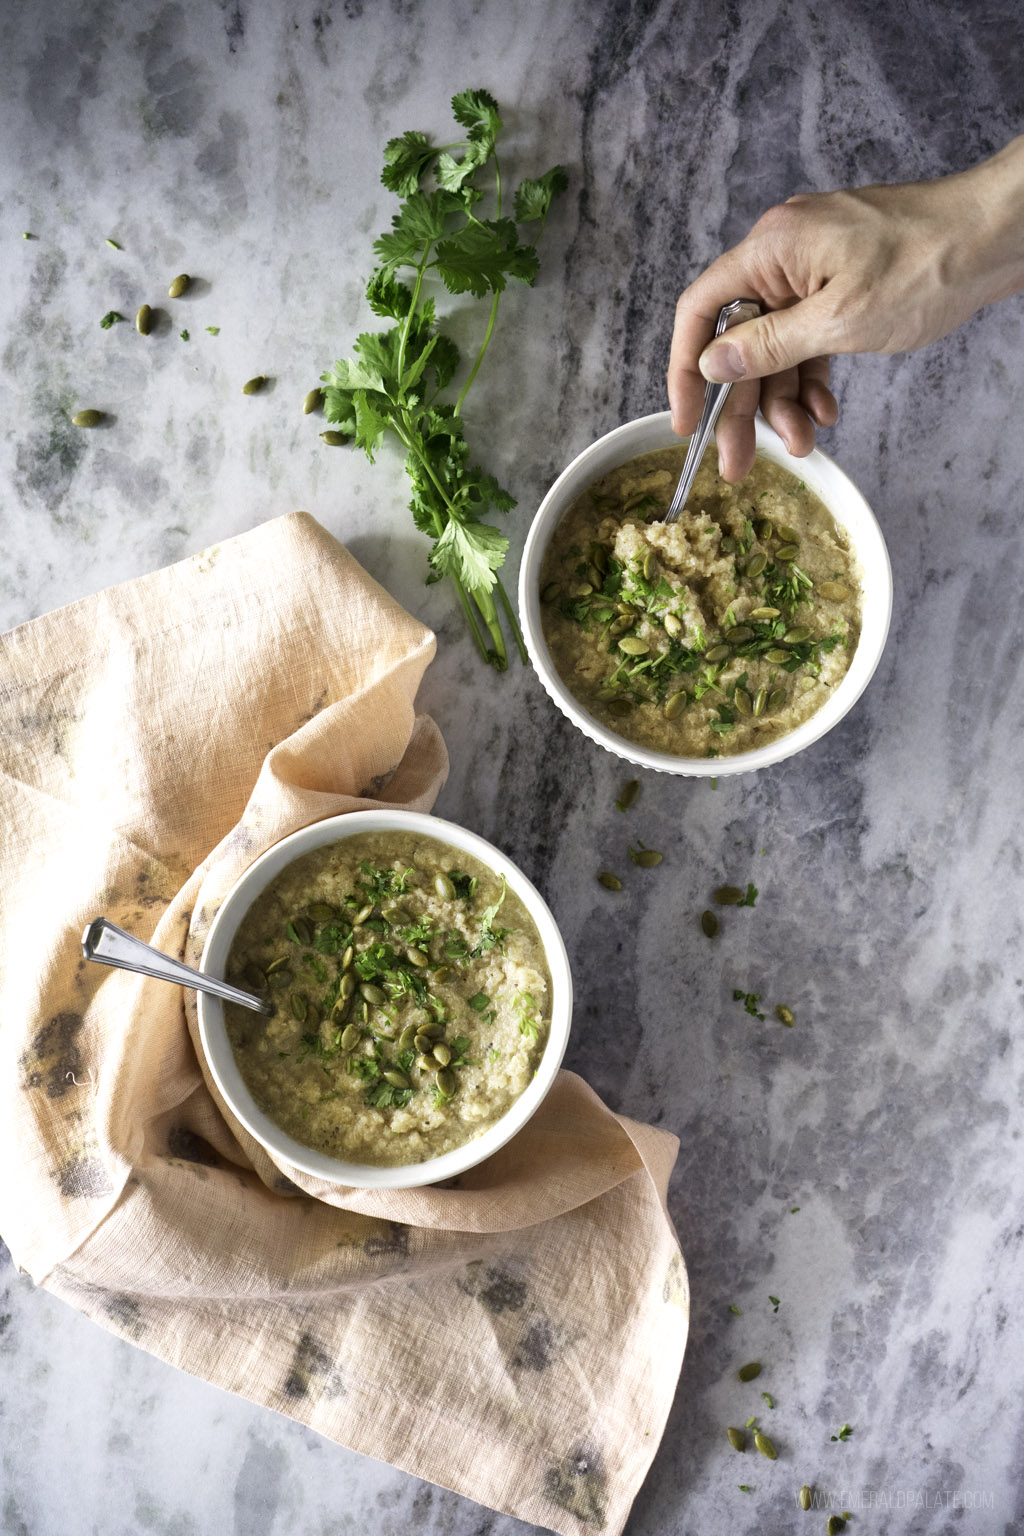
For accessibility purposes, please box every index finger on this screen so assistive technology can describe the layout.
[667,248,766,435]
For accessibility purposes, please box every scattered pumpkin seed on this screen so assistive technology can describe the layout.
[725,624,754,643]
[607,698,634,717]
[643,550,658,581]
[307,901,337,922]
[267,968,293,989]
[768,687,787,711]
[243,962,268,992]
[754,1432,777,1461]
[320,430,348,445]
[799,675,817,692]
[617,779,640,810]
[167,273,190,298]
[664,691,686,720]
[135,304,153,335]
[598,871,622,891]
[757,519,773,540]
[354,903,374,924]
[714,885,746,905]
[572,581,594,598]
[618,636,650,656]
[414,1035,434,1058]
[397,1024,419,1052]
[306,1001,321,1028]
[748,605,780,620]
[289,917,313,945]
[435,1068,456,1097]
[737,1362,762,1381]
[776,1004,795,1027]
[631,848,663,868]
[340,1022,361,1051]
[726,1427,747,1452]
[705,643,732,662]
[817,581,849,601]
[783,626,811,644]
[776,525,799,543]
[765,647,792,664]
[360,983,387,1006]
[416,1053,436,1073]
[591,542,610,575]
[432,1042,452,1067]
[383,1069,410,1090]
[422,1022,445,1039]
[616,602,639,617]
[339,971,356,1000]
[330,996,350,1022]
[407,947,430,968]
[720,535,736,553]
[290,993,307,1023]
[744,551,768,578]
[242,375,267,395]
[303,387,323,414]
[434,872,456,901]
[701,910,719,938]
[432,966,452,985]
[775,542,799,561]
[753,686,767,717]
[661,612,683,640]
[72,409,103,427]
[799,1484,813,1511]
[266,955,290,974]
[608,616,634,638]
[827,1520,846,1536]
[541,581,561,603]
[734,688,753,716]
[586,563,604,589]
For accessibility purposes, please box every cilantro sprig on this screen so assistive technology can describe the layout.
[320,89,566,669]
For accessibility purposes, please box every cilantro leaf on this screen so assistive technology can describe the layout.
[434,218,539,297]
[450,88,502,144]
[374,189,462,268]
[381,129,437,195]
[514,165,568,222]
[365,268,414,319]
[430,517,508,592]
[99,310,123,329]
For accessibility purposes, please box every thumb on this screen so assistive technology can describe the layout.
[699,295,835,382]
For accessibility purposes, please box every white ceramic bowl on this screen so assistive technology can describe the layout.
[197,810,572,1189]
[519,412,892,777]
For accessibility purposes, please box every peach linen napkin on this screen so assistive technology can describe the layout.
[0,512,689,1536]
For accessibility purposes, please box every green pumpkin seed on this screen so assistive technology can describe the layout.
[306,1001,321,1028]
[753,686,767,717]
[777,525,799,543]
[340,1022,361,1051]
[243,962,268,992]
[290,993,307,1024]
[591,542,610,575]
[616,602,640,618]
[135,304,153,335]
[354,904,374,925]
[266,955,290,974]
[72,409,104,427]
[705,644,731,662]
[416,1053,436,1073]
[541,581,561,603]
[768,687,787,711]
[765,647,792,664]
[289,917,312,946]
[617,779,640,809]
[608,616,634,638]
[435,1068,456,1098]
[618,636,650,657]
[632,848,663,868]
[817,581,849,602]
[397,1024,419,1052]
[414,1035,434,1058]
[383,1069,410,1090]
[339,970,356,1000]
[585,564,603,590]
[662,612,683,638]
[643,550,658,582]
[757,519,773,540]
[748,605,780,620]
[754,1432,777,1461]
[422,1022,445,1039]
[572,581,594,598]
[714,886,745,905]
[775,542,799,561]
[303,387,323,415]
[320,430,348,446]
[776,1004,795,1027]
[725,624,754,643]
[242,375,267,395]
[827,1519,846,1535]
[664,691,686,720]
[783,626,811,644]
[737,1361,762,1382]
[307,902,337,922]
[799,1485,813,1511]
[744,551,768,578]
[726,1427,747,1452]
[701,910,719,938]
[734,688,752,716]
[341,945,355,970]
[434,872,456,901]
[360,983,387,1006]
[267,968,293,989]
[331,996,351,1022]
[432,966,452,985]
[799,675,817,692]
[720,535,736,554]
[407,947,430,968]
[606,698,634,718]
[168,273,190,298]
[432,1042,452,1067]
[598,872,622,891]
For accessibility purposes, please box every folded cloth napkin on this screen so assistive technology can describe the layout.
[0,512,689,1536]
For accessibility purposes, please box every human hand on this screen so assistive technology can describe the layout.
[667,137,1024,480]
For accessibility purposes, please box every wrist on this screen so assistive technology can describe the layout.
[958,136,1024,305]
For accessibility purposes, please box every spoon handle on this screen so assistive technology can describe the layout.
[81,917,274,1017]
[663,297,762,524]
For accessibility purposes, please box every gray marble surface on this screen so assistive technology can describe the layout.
[2,1,1023,1533]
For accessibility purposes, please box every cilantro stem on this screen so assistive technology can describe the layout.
[495,576,528,663]
[454,290,500,416]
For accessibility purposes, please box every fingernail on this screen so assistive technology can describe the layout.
[699,342,745,382]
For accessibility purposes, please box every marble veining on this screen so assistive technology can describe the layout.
[3,0,1024,1532]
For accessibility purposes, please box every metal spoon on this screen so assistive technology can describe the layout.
[81,916,274,1017]
[662,297,762,523]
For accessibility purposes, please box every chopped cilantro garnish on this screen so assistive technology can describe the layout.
[732,989,765,1021]
[468,992,490,1011]
[739,882,758,907]
[99,310,123,329]
[831,1424,853,1442]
